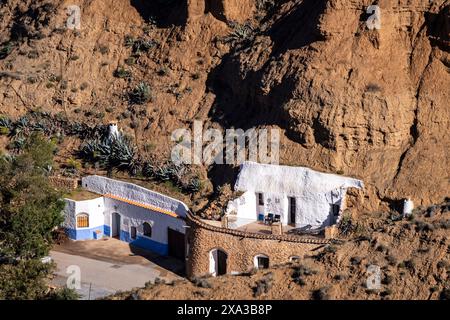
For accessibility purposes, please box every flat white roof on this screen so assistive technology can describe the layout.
[235,161,364,195]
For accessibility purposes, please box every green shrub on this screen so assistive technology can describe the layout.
[125,57,136,65]
[65,157,82,171]
[46,287,80,300]
[129,82,152,104]
[0,42,14,59]
[0,126,9,135]
[99,45,109,55]
[114,67,131,79]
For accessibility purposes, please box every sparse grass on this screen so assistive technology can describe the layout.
[192,277,212,289]
[99,45,109,55]
[253,272,273,297]
[157,67,169,76]
[291,264,316,286]
[65,157,82,171]
[365,83,382,92]
[129,82,152,104]
[350,256,362,265]
[386,255,397,266]
[382,274,393,285]
[125,57,136,66]
[27,76,38,84]
[0,42,14,59]
[114,67,132,79]
[27,50,39,59]
[312,287,330,300]
[437,260,449,270]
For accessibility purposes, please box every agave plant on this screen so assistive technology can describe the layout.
[0,152,16,164]
[185,177,202,193]
[79,134,138,175]
[106,135,136,173]
[142,161,156,178]
[11,116,30,138]
[9,137,26,151]
[223,23,255,44]
[132,38,156,54]
[0,116,12,129]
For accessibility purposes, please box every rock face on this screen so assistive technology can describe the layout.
[207,0,450,208]
[0,0,448,211]
[188,0,255,22]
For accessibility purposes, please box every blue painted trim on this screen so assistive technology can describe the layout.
[104,225,111,237]
[65,226,104,240]
[119,230,168,255]
[66,226,168,256]
[120,230,131,243]
[131,236,168,256]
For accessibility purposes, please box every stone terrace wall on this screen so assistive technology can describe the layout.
[186,213,330,277]
[49,176,79,190]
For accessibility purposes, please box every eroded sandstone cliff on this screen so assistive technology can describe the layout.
[0,0,448,211]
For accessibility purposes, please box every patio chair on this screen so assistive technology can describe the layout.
[264,213,274,225]
[273,214,281,223]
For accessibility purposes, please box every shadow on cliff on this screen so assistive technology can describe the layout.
[130,0,187,27]
[267,0,327,55]
[425,5,450,52]
[205,0,328,137]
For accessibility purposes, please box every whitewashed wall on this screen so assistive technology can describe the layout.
[63,197,105,230]
[103,198,186,243]
[82,176,189,217]
[227,162,364,228]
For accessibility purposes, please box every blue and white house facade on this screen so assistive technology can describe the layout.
[63,176,188,257]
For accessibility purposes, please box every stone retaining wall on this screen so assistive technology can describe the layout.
[49,176,79,190]
[186,213,330,277]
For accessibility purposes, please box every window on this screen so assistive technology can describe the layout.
[130,226,137,240]
[257,193,264,206]
[143,222,152,237]
[254,255,269,269]
[76,213,89,228]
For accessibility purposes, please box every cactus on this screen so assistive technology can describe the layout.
[142,162,156,178]
[0,116,12,129]
[79,134,137,175]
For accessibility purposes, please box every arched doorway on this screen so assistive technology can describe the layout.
[209,248,227,276]
[111,212,121,238]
